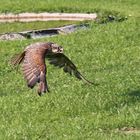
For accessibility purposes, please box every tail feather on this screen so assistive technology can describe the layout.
[11,51,25,66]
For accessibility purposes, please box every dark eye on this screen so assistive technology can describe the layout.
[53,46,57,49]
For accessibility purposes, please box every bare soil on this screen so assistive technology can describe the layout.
[0,12,97,22]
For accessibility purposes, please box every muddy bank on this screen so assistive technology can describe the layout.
[0,24,89,40]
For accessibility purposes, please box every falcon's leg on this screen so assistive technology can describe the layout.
[46,78,50,93]
[38,71,49,96]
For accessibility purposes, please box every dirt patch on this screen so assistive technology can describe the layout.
[0,33,25,40]
[0,13,97,22]
[117,127,140,134]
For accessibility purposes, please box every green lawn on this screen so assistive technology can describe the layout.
[0,0,140,139]
[0,0,139,17]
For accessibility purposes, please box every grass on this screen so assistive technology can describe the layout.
[0,0,140,139]
[0,0,139,17]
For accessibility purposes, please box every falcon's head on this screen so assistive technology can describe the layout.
[49,43,63,54]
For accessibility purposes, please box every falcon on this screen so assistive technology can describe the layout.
[11,42,94,96]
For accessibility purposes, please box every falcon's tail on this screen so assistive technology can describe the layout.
[10,52,25,66]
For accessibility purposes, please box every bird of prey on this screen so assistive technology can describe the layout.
[11,42,94,96]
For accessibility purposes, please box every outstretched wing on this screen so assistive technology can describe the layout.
[10,52,25,66]
[46,53,94,84]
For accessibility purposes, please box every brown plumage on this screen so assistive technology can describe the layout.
[11,42,94,96]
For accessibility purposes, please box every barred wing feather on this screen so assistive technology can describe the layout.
[46,53,94,84]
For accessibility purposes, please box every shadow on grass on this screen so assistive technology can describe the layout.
[0,91,10,97]
[116,89,140,108]
[123,89,140,106]
[127,90,140,98]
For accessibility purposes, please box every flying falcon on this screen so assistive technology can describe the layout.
[11,42,94,96]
